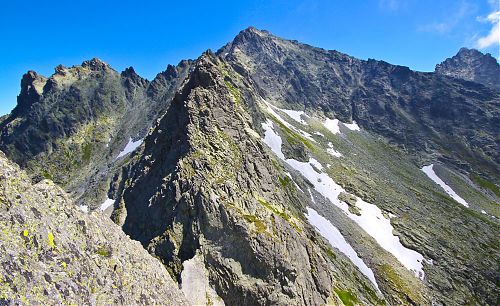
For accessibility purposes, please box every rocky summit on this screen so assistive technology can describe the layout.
[0,27,499,305]
[435,47,500,91]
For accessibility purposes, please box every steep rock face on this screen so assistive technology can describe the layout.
[0,152,188,305]
[435,48,500,91]
[220,28,500,182]
[0,58,193,207]
[112,53,385,305]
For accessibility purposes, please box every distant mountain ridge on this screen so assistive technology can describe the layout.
[0,57,193,206]
[220,28,499,181]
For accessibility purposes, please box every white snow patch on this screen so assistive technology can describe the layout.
[306,207,380,291]
[115,137,143,159]
[421,164,469,207]
[344,121,361,131]
[351,198,425,279]
[327,148,342,157]
[79,205,88,213]
[300,130,316,142]
[100,198,115,212]
[323,118,340,135]
[327,142,342,157]
[285,172,303,192]
[261,121,426,279]
[308,188,316,203]
[280,109,308,125]
[309,159,324,171]
[314,131,325,137]
[261,120,285,160]
[267,103,308,125]
[481,210,487,214]
[265,102,315,142]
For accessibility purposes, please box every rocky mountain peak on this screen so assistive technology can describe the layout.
[54,64,66,73]
[81,57,110,70]
[44,59,116,91]
[165,64,177,75]
[457,47,484,57]
[230,26,269,47]
[147,60,194,98]
[21,70,47,94]
[243,26,267,35]
[121,66,137,77]
[435,47,500,91]
[183,52,219,87]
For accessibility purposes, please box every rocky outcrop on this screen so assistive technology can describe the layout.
[11,71,47,117]
[435,48,500,91]
[0,152,188,305]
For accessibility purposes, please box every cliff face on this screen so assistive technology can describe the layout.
[0,152,188,305]
[435,47,500,91]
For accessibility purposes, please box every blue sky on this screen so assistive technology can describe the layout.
[0,0,498,115]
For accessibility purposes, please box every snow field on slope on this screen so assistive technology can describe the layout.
[261,117,427,280]
[421,164,469,207]
[100,198,115,212]
[115,137,143,159]
[306,207,380,291]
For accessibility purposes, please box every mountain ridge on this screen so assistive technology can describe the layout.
[0,27,498,305]
[221,27,499,181]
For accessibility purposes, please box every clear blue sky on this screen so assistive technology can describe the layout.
[1,0,498,115]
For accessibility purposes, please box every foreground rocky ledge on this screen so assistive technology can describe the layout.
[0,152,188,305]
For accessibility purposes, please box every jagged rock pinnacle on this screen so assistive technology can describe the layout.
[82,57,110,70]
